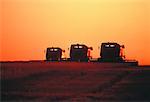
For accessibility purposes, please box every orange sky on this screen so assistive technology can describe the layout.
[1,0,150,65]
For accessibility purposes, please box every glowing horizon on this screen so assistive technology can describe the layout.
[1,0,150,65]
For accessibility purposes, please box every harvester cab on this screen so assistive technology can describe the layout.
[46,47,64,61]
[70,44,93,62]
[99,42,125,62]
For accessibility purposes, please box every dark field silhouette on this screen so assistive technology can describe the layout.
[1,61,150,101]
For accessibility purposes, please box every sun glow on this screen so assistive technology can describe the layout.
[1,0,150,65]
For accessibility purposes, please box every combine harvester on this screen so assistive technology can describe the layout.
[98,42,138,66]
[46,47,65,61]
[69,44,93,62]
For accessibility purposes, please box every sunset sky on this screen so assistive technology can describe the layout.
[1,0,150,65]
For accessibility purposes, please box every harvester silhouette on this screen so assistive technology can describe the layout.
[98,42,125,62]
[46,47,64,61]
[69,44,93,62]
